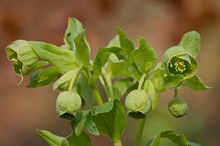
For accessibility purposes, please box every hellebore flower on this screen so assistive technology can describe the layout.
[125,89,151,119]
[162,46,198,87]
[56,91,82,119]
[168,98,188,118]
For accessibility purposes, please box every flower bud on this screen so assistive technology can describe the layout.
[168,98,188,118]
[56,91,82,119]
[125,89,151,119]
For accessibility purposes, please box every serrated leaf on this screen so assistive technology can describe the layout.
[28,66,59,88]
[29,41,78,75]
[178,31,200,58]
[36,130,69,146]
[91,99,126,143]
[64,18,83,51]
[184,75,210,91]
[117,27,135,57]
[74,31,90,66]
[133,36,157,73]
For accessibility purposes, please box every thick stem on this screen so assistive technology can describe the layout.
[134,116,146,146]
[174,88,178,98]
[114,140,122,146]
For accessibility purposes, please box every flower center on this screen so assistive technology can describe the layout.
[173,61,186,73]
[169,57,188,74]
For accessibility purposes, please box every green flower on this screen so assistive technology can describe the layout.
[163,46,198,79]
[56,91,82,119]
[125,89,151,119]
[168,98,188,118]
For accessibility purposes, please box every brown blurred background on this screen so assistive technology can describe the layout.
[0,0,219,146]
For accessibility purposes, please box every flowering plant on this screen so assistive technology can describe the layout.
[6,18,209,146]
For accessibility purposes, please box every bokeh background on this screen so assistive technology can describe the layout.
[0,0,219,146]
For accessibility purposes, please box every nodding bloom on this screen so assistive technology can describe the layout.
[125,89,151,119]
[163,46,198,79]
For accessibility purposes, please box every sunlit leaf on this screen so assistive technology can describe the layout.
[133,36,157,73]
[178,31,200,58]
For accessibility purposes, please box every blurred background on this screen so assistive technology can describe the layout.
[0,0,219,145]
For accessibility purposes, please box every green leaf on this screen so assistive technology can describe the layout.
[160,131,188,146]
[84,113,99,136]
[76,74,94,108]
[143,79,158,110]
[64,18,83,51]
[164,75,185,88]
[53,68,82,91]
[162,46,187,63]
[37,130,91,146]
[6,40,38,75]
[91,99,126,143]
[178,31,200,58]
[74,31,90,66]
[187,141,202,146]
[74,110,90,136]
[145,136,160,146]
[151,63,166,92]
[92,46,127,81]
[28,67,59,88]
[117,27,135,57]
[73,110,99,136]
[107,35,120,47]
[29,41,78,75]
[36,130,69,146]
[184,75,210,91]
[145,131,188,146]
[113,77,136,99]
[132,36,157,73]
[66,131,91,146]
[106,54,129,77]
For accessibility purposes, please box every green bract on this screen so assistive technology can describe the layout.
[125,89,151,119]
[168,98,188,118]
[56,91,82,119]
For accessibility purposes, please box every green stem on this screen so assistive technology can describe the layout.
[138,73,147,90]
[99,76,111,98]
[114,140,122,146]
[84,68,103,105]
[68,67,82,92]
[134,116,146,146]
[91,82,103,105]
[105,74,114,99]
[174,88,178,98]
